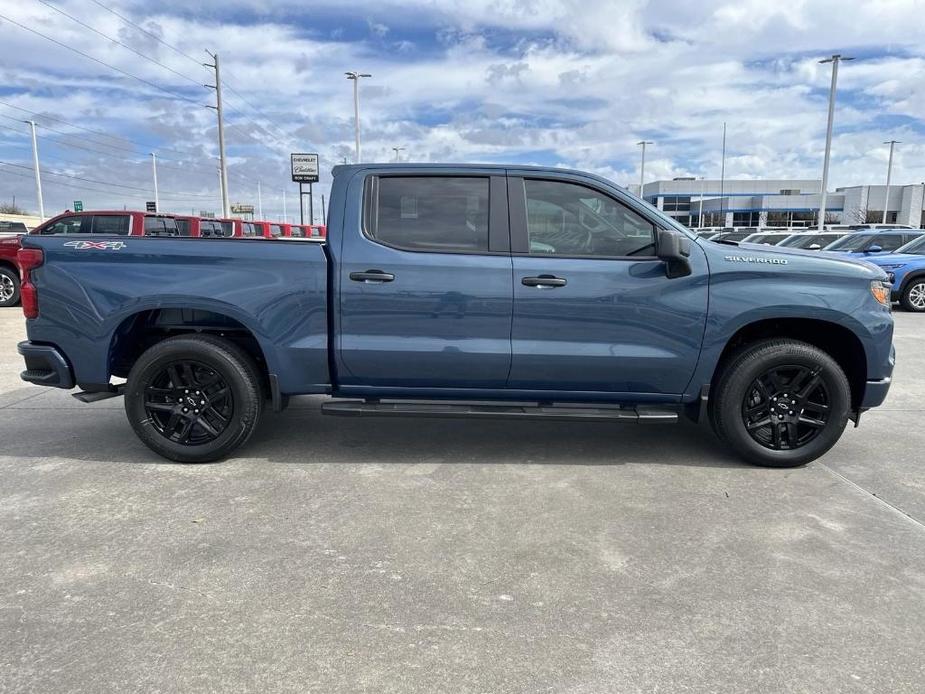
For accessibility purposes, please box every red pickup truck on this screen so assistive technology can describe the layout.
[0,235,21,307]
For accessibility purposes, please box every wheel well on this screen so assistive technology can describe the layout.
[0,259,18,276]
[899,270,925,294]
[714,318,867,410]
[109,308,269,386]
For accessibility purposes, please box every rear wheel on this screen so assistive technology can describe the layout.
[124,334,263,462]
[900,278,925,312]
[710,340,850,467]
[0,266,20,307]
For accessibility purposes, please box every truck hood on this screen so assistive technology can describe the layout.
[701,238,887,279]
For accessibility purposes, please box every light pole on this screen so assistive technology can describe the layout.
[882,140,900,224]
[817,54,854,231]
[150,152,159,212]
[637,140,653,201]
[345,71,372,163]
[205,51,230,218]
[26,120,44,221]
[698,177,705,229]
[392,146,405,162]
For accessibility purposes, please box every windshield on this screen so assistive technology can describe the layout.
[824,233,874,251]
[897,235,925,254]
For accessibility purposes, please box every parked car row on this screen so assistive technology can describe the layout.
[0,209,327,307]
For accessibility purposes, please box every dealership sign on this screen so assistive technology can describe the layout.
[291,153,319,183]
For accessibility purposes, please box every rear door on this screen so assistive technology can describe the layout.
[336,171,513,390]
[507,173,708,396]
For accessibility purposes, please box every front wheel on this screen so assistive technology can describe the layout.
[0,266,20,307]
[900,278,925,312]
[124,334,263,463]
[710,340,850,468]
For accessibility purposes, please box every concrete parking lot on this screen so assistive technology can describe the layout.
[0,306,923,693]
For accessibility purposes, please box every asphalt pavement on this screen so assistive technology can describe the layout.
[1,306,923,693]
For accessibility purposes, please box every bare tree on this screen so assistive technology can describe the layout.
[0,202,29,215]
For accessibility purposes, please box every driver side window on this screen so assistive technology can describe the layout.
[524,179,656,257]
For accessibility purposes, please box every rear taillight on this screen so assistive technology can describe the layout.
[17,247,44,319]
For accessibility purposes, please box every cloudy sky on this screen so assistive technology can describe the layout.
[1,0,924,220]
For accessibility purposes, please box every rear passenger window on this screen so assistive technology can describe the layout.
[175,219,191,236]
[270,225,282,238]
[201,221,221,238]
[291,226,305,238]
[242,223,256,237]
[366,176,489,252]
[219,221,233,238]
[39,215,83,235]
[144,217,179,237]
[91,215,130,235]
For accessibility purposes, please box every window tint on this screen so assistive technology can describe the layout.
[175,219,191,236]
[826,233,874,251]
[270,224,282,237]
[143,216,179,237]
[873,234,906,252]
[200,221,222,238]
[524,179,656,257]
[0,221,28,233]
[39,215,83,235]
[242,223,256,237]
[91,215,130,235]
[368,176,490,252]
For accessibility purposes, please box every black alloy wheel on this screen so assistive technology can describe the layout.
[143,360,233,445]
[741,365,830,451]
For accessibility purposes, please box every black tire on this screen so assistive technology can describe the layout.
[900,277,925,312]
[124,334,263,463]
[710,339,850,468]
[0,265,20,307]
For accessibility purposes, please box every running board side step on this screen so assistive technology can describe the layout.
[321,400,678,423]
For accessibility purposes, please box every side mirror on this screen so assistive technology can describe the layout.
[657,228,692,279]
[866,245,883,254]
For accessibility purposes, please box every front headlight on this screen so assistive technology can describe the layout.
[870,280,891,307]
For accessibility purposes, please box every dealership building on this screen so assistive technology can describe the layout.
[629,178,925,228]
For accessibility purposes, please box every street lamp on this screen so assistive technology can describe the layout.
[637,140,653,201]
[817,54,854,231]
[345,71,372,163]
[882,140,900,224]
[392,146,405,162]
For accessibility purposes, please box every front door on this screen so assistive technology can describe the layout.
[507,174,708,397]
[337,172,513,391]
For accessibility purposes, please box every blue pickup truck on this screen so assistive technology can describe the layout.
[16,164,895,467]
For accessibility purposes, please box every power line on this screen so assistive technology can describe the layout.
[0,11,202,105]
[85,0,203,68]
[0,160,216,198]
[35,0,208,90]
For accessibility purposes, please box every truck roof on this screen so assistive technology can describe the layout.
[331,163,629,190]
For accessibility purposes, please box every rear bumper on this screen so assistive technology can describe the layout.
[17,341,74,389]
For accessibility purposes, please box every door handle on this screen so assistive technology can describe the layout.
[350,270,395,283]
[522,275,567,288]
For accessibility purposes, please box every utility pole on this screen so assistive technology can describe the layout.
[637,140,653,201]
[257,180,263,220]
[818,54,854,231]
[321,194,326,225]
[205,51,230,217]
[345,71,372,163]
[392,146,405,162]
[720,122,726,226]
[150,152,159,212]
[698,177,705,229]
[882,140,900,224]
[26,120,44,221]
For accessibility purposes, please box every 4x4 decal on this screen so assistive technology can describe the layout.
[63,240,127,250]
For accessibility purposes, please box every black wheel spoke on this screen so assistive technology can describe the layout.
[741,363,831,452]
[144,359,234,446]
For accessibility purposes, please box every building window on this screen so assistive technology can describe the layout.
[779,189,801,195]
[662,196,691,212]
[767,212,789,227]
[732,212,759,227]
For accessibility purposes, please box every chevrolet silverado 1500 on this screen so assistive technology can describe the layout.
[16,164,895,466]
